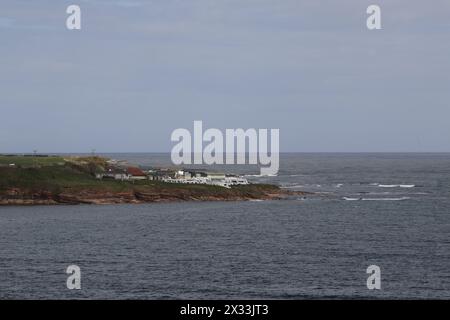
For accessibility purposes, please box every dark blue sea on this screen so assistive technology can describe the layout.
[0,153,449,299]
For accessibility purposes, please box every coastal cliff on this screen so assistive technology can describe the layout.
[0,185,302,205]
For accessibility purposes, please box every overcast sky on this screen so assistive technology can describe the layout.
[1,0,449,152]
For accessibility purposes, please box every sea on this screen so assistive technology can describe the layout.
[0,153,449,299]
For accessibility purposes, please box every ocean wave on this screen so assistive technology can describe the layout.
[244,174,278,178]
[359,191,393,195]
[343,196,410,201]
[280,184,306,189]
[360,191,428,196]
[378,184,415,188]
[362,197,410,201]
[280,184,323,189]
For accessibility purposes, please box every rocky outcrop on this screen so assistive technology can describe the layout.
[0,187,311,206]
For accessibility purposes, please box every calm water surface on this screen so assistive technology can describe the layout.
[0,153,449,299]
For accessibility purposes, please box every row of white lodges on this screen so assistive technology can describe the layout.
[162,170,249,188]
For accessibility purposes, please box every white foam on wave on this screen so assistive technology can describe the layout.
[244,174,278,178]
[363,192,395,195]
[362,197,410,201]
[343,196,411,201]
[378,184,415,188]
[281,183,322,188]
[280,184,305,189]
[343,197,360,201]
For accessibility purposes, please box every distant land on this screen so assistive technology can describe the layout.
[0,155,307,206]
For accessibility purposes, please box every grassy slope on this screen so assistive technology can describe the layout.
[0,165,127,193]
[133,180,279,198]
[0,161,279,199]
[0,156,65,167]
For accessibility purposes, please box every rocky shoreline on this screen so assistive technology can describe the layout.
[0,188,310,206]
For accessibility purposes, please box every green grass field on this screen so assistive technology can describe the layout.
[0,156,279,199]
[0,155,65,167]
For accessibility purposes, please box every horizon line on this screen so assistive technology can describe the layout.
[2,151,450,155]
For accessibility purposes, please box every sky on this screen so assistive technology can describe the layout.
[1,0,449,152]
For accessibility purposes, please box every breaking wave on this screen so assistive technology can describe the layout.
[368,183,416,188]
[280,184,306,189]
[244,174,278,178]
[362,197,411,201]
[343,196,410,201]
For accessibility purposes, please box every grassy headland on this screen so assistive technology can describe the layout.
[0,155,296,205]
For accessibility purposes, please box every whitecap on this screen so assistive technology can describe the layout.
[343,196,410,201]
[378,184,415,188]
[244,174,278,178]
[362,197,410,201]
[280,184,305,189]
[343,197,361,201]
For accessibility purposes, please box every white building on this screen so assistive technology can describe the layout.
[162,174,248,188]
